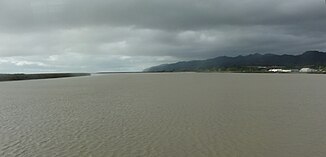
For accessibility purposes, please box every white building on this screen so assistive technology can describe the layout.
[299,68,317,73]
[268,69,291,73]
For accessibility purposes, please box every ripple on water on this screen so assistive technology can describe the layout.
[1,73,326,156]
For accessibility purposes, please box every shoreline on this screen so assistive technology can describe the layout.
[97,71,326,75]
[0,73,91,82]
[1,71,323,82]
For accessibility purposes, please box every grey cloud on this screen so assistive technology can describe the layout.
[0,0,326,72]
[1,0,325,31]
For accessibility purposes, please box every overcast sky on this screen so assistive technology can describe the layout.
[0,0,326,73]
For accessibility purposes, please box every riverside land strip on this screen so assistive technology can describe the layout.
[0,73,90,82]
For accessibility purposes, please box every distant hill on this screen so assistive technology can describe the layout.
[144,51,326,72]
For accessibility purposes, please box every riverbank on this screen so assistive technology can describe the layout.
[0,73,91,82]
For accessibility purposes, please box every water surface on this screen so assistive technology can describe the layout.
[0,73,326,157]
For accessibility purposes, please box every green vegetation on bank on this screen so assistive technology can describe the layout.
[0,73,91,82]
[146,65,326,74]
[201,67,326,74]
[198,66,269,73]
[199,65,326,73]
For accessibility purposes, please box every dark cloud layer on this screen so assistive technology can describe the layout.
[0,0,326,72]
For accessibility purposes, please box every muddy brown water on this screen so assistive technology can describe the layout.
[0,73,326,157]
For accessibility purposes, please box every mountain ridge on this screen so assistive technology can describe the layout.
[144,51,326,72]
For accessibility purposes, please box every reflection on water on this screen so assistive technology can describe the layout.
[0,73,326,157]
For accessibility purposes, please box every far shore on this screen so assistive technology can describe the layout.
[1,71,323,82]
[0,73,91,82]
[97,71,326,74]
